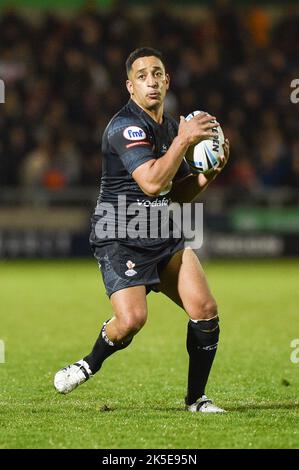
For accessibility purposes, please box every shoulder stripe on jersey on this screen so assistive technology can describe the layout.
[125,141,152,149]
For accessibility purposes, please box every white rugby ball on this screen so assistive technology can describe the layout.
[184,110,225,174]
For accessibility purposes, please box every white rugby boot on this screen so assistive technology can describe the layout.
[186,395,226,413]
[54,359,92,394]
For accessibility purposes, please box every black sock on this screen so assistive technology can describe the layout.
[186,317,220,406]
[83,320,132,374]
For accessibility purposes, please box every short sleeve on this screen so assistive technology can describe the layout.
[108,119,155,175]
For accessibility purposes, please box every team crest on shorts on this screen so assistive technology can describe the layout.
[125,260,137,277]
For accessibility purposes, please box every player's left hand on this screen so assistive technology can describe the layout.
[218,137,230,170]
[203,138,230,181]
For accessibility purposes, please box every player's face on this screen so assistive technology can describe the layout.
[126,56,170,112]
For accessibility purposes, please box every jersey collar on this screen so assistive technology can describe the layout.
[128,99,165,126]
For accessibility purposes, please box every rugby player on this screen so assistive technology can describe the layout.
[54,47,230,412]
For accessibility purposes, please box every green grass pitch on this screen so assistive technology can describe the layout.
[1,259,298,449]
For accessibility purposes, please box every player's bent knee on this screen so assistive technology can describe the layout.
[188,298,218,321]
[118,311,147,336]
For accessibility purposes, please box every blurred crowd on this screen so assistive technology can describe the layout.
[0,0,299,194]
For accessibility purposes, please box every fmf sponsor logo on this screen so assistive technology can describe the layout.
[123,126,146,140]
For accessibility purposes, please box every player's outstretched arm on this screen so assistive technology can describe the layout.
[132,113,218,197]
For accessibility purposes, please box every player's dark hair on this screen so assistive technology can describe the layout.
[126,47,164,77]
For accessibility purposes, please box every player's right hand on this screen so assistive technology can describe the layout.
[178,113,219,146]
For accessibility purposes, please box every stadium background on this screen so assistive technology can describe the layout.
[0,0,298,258]
[1,0,299,450]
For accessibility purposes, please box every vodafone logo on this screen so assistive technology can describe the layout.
[123,126,146,141]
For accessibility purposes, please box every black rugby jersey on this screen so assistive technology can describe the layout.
[90,99,191,243]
